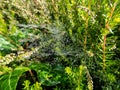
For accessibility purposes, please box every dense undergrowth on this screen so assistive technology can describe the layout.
[0,0,120,90]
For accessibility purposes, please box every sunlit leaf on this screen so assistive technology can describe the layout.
[0,67,30,90]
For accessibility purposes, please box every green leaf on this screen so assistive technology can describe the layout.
[0,66,30,90]
[29,63,64,86]
[0,35,15,51]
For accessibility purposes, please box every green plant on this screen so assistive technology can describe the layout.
[65,65,93,90]
[23,80,42,90]
[0,66,30,90]
[0,0,120,90]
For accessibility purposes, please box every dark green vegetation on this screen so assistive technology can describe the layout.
[0,0,120,90]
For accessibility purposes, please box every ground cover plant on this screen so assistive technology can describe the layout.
[0,0,120,90]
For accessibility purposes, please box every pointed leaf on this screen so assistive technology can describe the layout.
[0,66,30,90]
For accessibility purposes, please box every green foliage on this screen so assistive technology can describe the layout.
[0,0,120,90]
[65,65,93,90]
[65,66,86,90]
[0,66,30,90]
[23,80,42,90]
[0,35,14,52]
[29,63,64,86]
